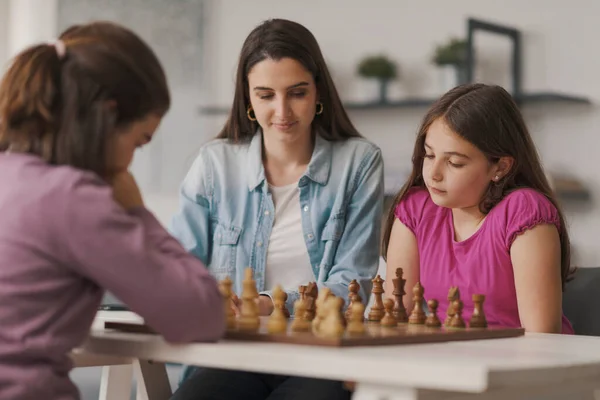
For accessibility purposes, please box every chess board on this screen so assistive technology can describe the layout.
[104,317,524,347]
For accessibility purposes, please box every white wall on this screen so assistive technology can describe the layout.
[0,0,8,70]
[198,0,600,267]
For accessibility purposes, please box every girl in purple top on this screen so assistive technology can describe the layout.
[0,22,224,400]
[382,83,574,334]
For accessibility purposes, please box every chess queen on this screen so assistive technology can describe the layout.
[382,83,574,335]
[170,18,383,400]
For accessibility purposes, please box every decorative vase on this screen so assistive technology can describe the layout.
[437,64,467,94]
[378,78,389,104]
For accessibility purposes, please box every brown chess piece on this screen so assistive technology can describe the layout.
[290,300,311,332]
[380,298,398,327]
[319,297,345,338]
[299,285,307,302]
[218,276,237,330]
[450,299,466,328]
[346,302,366,335]
[408,282,426,324]
[267,285,287,334]
[367,275,385,322]
[444,286,460,327]
[303,282,318,321]
[345,279,361,321]
[238,268,260,332]
[392,268,408,323]
[280,292,290,319]
[469,294,487,328]
[425,299,441,328]
[312,288,332,333]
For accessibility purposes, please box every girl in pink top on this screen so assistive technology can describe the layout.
[382,83,574,334]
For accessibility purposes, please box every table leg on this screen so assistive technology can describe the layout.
[99,364,133,400]
[134,359,172,400]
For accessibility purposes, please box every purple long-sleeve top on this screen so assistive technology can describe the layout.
[0,152,225,400]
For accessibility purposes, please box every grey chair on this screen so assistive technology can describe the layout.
[562,267,600,336]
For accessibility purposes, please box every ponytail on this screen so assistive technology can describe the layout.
[0,43,63,159]
[0,21,170,177]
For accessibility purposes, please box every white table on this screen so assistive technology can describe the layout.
[74,311,600,400]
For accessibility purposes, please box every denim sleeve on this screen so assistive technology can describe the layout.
[321,147,384,308]
[169,152,212,266]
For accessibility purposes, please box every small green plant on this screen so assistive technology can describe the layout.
[357,55,398,80]
[432,38,467,66]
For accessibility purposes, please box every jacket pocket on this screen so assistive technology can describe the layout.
[211,222,241,280]
[320,216,345,271]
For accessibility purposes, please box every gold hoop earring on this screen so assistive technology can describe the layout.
[247,105,257,121]
[315,102,324,115]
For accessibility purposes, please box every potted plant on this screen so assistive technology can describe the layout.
[432,37,468,92]
[357,55,398,103]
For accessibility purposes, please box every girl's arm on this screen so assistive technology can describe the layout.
[58,173,225,343]
[511,223,563,333]
[384,219,420,313]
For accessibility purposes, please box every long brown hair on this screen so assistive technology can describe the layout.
[0,21,170,178]
[217,18,360,142]
[381,83,573,290]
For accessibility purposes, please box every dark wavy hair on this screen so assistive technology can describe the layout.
[382,83,574,290]
[217,18,360,142]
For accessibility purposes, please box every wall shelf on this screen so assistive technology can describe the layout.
[198,91,590,115]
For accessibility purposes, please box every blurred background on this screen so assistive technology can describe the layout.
[1,0,598,398]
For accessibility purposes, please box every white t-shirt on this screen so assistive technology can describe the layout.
[264,182,315,291]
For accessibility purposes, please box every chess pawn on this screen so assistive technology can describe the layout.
[444,286,460,327]
[380,298,398,327]
[319,297,345,338]
[392,268,408,323]
[450,299,466,328]
[408,282,426,325]
[425,299,441,328]
[311,287,332,332]
[290,300,311,332]
[303,282,318,321]
[218,276,237,330]
[345,293,362,321]
[238,268,260,332]
[267,285,288,334]
[469,294,487,328]
[367,275,385,322]
[345,279,361,320]
[346,302,366,335]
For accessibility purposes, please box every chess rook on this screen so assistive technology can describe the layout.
[469,294,488,328]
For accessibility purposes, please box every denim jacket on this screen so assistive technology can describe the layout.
[169,130,384,313]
